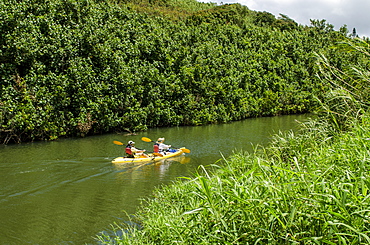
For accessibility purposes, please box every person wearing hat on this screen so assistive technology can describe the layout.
[154,138,171,155]
[126,140,146,158]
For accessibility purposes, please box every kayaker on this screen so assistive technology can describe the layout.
[126,141,147,158]
[155,138,171,155]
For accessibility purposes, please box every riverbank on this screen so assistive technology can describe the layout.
[97,114,370,244]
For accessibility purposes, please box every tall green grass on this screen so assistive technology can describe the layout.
[315,38,370,132]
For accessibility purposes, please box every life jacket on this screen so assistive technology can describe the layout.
[153,143,159,153]
[125,145,132,155]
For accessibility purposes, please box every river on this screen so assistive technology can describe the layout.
[0,114,309,244]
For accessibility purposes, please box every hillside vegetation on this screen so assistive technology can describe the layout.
[0,0,361,143]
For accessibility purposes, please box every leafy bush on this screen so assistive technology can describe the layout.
[0,0,356,143]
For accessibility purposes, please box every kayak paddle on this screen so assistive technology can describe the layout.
[141,137,191,153]
[113,140,124,145]
[113,140,148,155]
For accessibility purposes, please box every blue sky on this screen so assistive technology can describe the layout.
[198,0,370,37]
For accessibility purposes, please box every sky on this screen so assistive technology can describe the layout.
[199,0,370,37]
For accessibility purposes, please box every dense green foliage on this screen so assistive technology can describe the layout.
[0,0,356,143]
[97,39,370,244]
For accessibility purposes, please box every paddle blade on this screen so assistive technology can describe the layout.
[141,137,152,143]
[181,148,191,153]
[113,140,124,145]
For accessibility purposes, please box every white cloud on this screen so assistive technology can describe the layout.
[201,0,370,37]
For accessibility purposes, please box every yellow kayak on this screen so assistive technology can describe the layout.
[112,148,186,164]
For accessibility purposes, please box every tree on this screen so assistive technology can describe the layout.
[310,19,334,33]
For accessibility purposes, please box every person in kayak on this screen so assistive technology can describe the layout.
[154,138,172,155]
[126,141,147,158]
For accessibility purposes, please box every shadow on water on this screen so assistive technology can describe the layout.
[0,114,311,244]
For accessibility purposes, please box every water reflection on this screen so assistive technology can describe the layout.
[113,155,191,183]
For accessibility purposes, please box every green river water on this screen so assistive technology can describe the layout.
[0,114,310,244]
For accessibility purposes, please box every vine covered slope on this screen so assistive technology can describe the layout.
[0,0,356,143]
